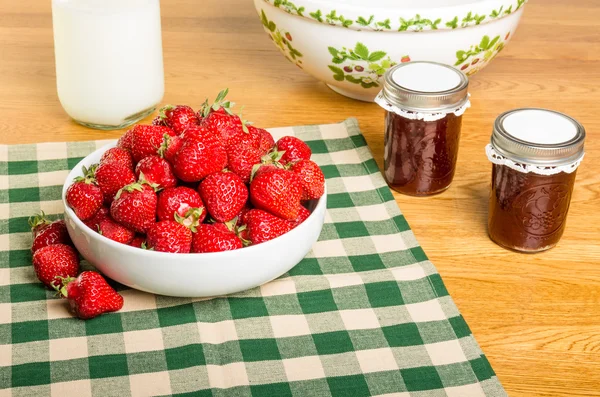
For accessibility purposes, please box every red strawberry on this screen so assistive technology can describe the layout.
[191,223,243,253]
[290,159,325,201]
[227,143,263,184]
[29,213,72,253]
[203,111,247,148]
[95,161,136,205]
[248,126,275,154]
[83,206,109,230]
[157,186,206,225]
[32,244,79,288]
[131,125,177,163]
[98,217,135,244]
[100,147,133,170]
[129,235,146,248]
[57,271,123,320]
[291,206,310,228]
[235,205,253,227]
[66,166,103,221]
[146,221,192,253]
[199,89,250,148]
[135,155,177,190]
[172,129,227,182]
[152,115,167,126]
[158,105,199,134]
[158,134,183,163]
[250,168,302,220]
[401,55,411,63]
[117,128,135,151]
[276,136,312,164]
[29,211,52,236]
[110,182,157,233]
[199,171,248,222]
[244,209,293,244]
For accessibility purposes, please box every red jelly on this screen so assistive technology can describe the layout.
[384,111,462,196]
[377,61,470,196]
[486,108,585,252]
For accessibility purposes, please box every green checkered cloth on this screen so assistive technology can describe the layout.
[0,119,505,396]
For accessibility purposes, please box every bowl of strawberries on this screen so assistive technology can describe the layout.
[62,90,326,298]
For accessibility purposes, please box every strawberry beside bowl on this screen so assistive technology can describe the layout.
[61,142,327,298]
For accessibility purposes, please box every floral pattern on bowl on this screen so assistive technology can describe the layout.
[263,0,527,32]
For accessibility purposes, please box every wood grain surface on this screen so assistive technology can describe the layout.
[1,0,599,395]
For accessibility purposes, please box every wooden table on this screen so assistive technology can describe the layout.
[1,0,599,395]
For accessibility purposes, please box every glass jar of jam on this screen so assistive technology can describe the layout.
[376,61,470,196]
[486,108,586,253]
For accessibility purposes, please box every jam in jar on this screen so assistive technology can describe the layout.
[486,108,585,252]
[376,61,470,196]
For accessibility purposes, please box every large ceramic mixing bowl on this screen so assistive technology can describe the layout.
[254,0,527,101]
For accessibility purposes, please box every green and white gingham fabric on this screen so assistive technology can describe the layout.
[0,119,506,397]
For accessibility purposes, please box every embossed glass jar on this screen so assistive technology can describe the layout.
[486,108,586,253]
[376,62,470,196]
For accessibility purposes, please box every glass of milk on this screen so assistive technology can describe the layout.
[52,0,164,130]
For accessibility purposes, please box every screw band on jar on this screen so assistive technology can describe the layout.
[488,108,586,169]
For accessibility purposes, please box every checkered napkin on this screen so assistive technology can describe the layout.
[0,119,506,397]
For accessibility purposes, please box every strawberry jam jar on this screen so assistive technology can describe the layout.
[376,62,470,196]
[486,108,586,253]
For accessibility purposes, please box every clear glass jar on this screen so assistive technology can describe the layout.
[52,0,164,130]
[376,62,470,196]
[486,108,586,253]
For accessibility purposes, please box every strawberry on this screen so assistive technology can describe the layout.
[135,155,177,190]
[83,206,109,230]
[198,171,248,222]
[100,147,133,170]
[117,128,135,151]
[32,244,79,288]
[244,209,293,244]
[158,105,199,134]
[276,136,312,164]
[172,128,227,182]
[29,211,52,236]
[95,161,136,205]
[98,217,135,244]
[250,168,302,220]
[248,126,275,154]
[203,110,247,148]
[227,142,263,184]
[291,205,310,228]
[191,223,243,253]
[131,125,177,163]
[157,186,205,225]
[158,133,183,163]
[199,89,250,148]
[146,221,192,253]
[152,115,168,126]
[236,205,253,227]
[29,213,72,253]
[66,166,103,221]
[129,235,146,248]
[290,159,325,201]
[57,271,123,320]
[110,182,157,233]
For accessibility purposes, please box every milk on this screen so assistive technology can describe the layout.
[52,0,164,128]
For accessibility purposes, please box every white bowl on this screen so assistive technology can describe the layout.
[255,0,526,101]
[62,142,327,298]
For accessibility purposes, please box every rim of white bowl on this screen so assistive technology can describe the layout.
[62,142,327,258]
[260,0,527,32]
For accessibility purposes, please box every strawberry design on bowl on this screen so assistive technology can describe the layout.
[61,89,327,298]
